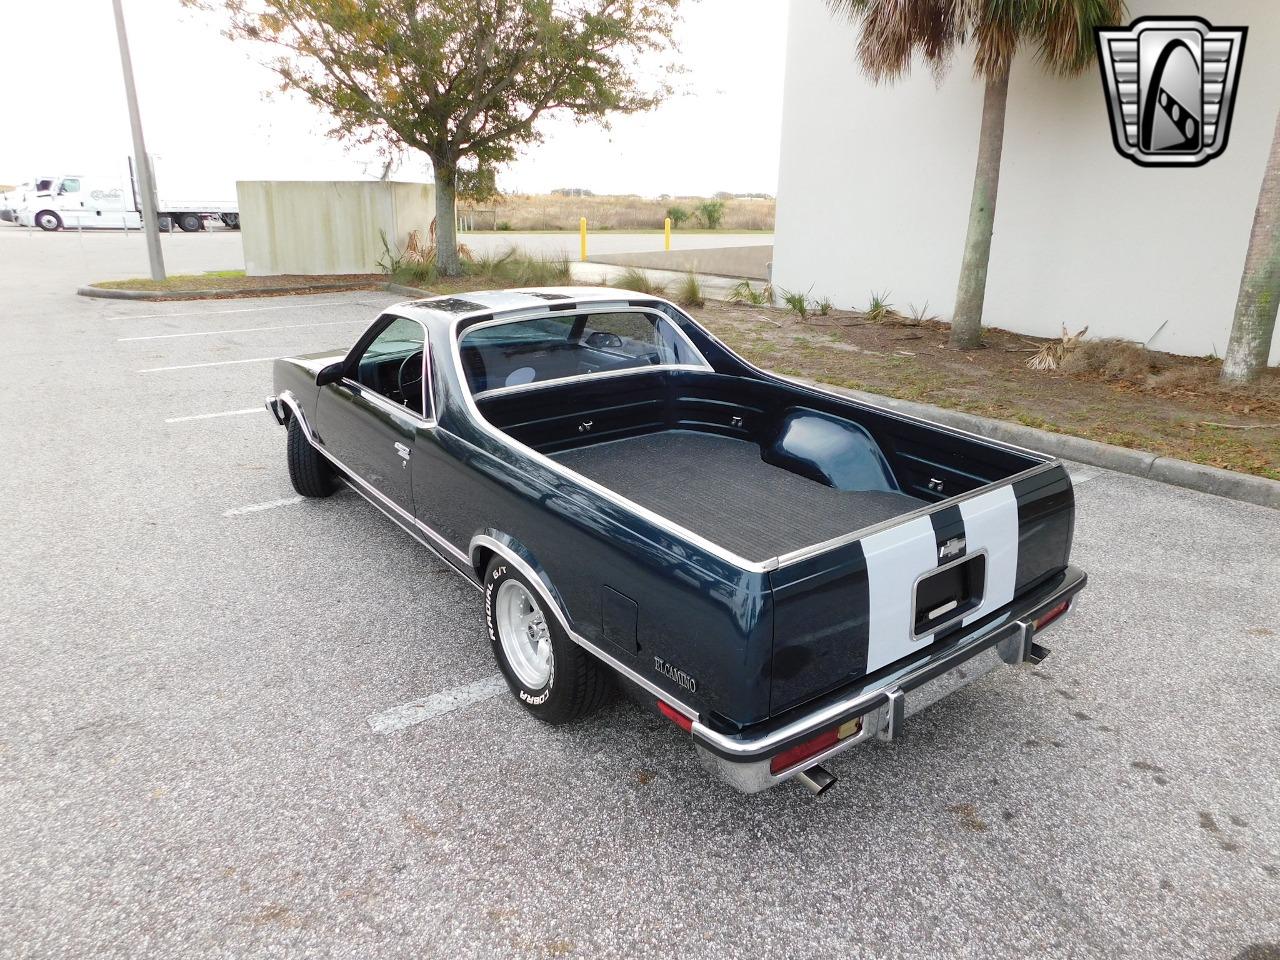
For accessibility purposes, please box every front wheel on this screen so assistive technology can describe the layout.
[484,558,612,725]
[35,210,62,232]
[286,417,336,497]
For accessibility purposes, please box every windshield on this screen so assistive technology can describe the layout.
[458,310,706,394]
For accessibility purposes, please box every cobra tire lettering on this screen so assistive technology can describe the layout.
[487,563,554,700]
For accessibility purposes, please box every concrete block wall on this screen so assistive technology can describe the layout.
[237,180,436,276]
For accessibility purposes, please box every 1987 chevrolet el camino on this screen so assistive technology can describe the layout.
[266,287,1085,794]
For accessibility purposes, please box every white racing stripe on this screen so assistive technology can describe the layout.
[959,484,1021,626]
[119,318,367,342]
[222,496,304,517]
[139,356,280,373]
[367,674,507,734]
[863,515,939,673]
[166,407,263,423]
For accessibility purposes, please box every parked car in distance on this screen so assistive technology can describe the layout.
[266,287,1086,794]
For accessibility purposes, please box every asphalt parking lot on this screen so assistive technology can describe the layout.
[2,234,1278,959]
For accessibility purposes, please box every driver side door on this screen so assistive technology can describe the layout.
[313,315,429,515]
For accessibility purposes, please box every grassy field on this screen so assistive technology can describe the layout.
[460,194,774,231]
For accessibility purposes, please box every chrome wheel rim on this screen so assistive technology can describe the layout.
[495,580,552,688]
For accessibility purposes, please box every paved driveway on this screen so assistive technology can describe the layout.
[1,245,1277,959]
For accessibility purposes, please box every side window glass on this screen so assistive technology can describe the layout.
[353,316,428,415]
[60,179,80,194]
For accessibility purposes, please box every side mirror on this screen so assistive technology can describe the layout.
[316,361,345,387]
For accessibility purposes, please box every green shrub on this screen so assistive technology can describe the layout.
[696,200,726,229]
[729,280,771,306]
[464,247,570,286]
[496,221,512,231]
[666,205,691,228]
[865,290,893,323]
[780,287,812,318]
[675,272,705,308]
[616,267,668,297]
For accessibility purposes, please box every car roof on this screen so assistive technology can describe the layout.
[390,286,669,329]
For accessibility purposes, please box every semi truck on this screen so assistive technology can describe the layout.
[0,160,238,232]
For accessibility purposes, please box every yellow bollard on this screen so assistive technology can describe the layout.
[664,217,671,251]
[579,217,588,261]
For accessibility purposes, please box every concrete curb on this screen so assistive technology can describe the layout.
[805,379,1280,510]
[77,281,380,301]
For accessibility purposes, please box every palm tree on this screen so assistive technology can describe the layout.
[1221,108,1280,385]
[826,0,1126,349]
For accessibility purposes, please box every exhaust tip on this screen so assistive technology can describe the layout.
[793,764,837,795]
[1025,641,1051,665]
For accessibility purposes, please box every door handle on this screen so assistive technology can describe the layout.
[394,442,411,460]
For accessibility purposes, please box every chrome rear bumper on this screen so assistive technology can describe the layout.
[695,566,1085,793]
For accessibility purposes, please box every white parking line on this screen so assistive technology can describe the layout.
[117,297,393,322]
[119,318,367,342]
[166,407,263,423]
[222,496,304,517]
[139,356,279,373]
[367,675,507,734]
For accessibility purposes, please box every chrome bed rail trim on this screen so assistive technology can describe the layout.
[448,309,1064,574]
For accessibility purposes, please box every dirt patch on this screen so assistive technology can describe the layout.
[685,301,1280,480]
[90,270,386,298]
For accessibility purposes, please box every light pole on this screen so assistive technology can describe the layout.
[111,0,165,281]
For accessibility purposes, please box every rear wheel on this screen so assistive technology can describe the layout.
[484,558,612,724]
[35,210,62,232]
[286,417,336,497]
[177,213,202,232]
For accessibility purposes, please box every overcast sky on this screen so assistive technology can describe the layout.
[0,0,788,198]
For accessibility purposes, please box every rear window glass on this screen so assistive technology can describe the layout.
[459,311,704,394]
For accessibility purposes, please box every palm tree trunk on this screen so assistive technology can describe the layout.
[1221,109,1280,385]
[951,71,1010,350]
[434,160,462,277]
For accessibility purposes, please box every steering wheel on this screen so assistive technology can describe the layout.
[397,350,425,411]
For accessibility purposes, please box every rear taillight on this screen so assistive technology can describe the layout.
[1033,600,1071,632]
[657,700,693,732]
[770,728,838,774]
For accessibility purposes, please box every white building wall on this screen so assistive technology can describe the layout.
[774,0,1280,364]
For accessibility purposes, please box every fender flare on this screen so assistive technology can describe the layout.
[469,531,574,634]
[272,391,313,440]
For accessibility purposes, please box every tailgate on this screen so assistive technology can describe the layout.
[766,463,1075,715]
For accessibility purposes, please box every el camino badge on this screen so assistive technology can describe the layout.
[939,537,966,561]
[654,656,697,693]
